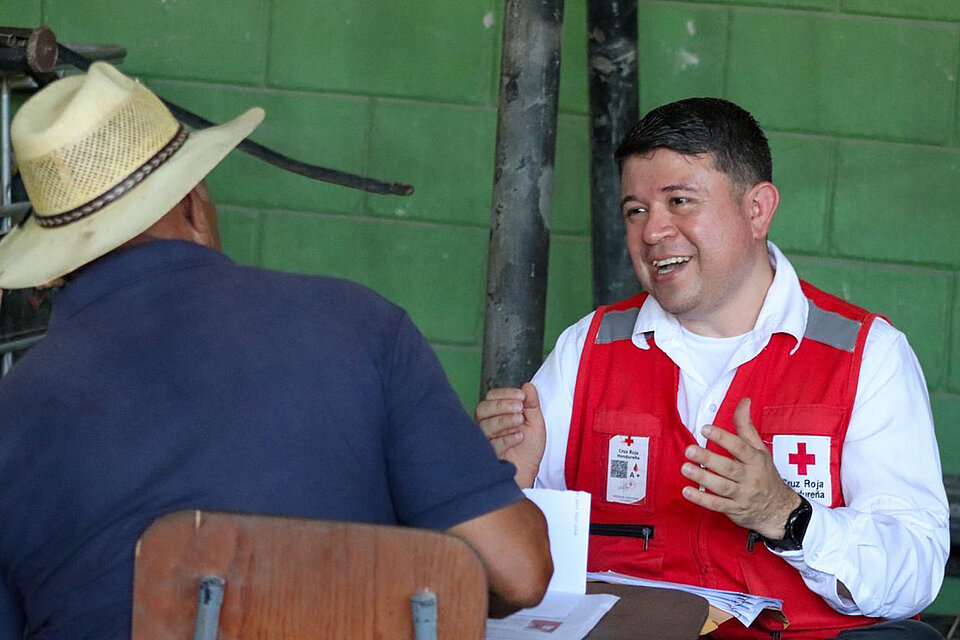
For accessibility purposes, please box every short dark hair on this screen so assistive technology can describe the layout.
[614,97,772,188]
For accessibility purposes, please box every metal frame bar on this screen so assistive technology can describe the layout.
[587,0,641,306]
[2,76,12,375]
[480,0,564,396]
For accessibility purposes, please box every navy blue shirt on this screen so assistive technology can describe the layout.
[0,240,521,639]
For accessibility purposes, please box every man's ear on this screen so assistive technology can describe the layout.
[744,181,779,240]
[180,183,220,250]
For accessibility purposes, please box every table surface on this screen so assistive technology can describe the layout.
[584,583,710,640]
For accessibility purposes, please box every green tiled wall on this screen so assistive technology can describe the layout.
[2,0,959,613]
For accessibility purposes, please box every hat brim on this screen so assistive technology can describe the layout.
[0,107,265,289]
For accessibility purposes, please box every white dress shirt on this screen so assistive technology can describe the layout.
[532,242,950,618]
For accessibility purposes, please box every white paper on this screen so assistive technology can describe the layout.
[485,593,619,640]
[587,570,784,629]
[485,489,617,640]
[523,488,591,596]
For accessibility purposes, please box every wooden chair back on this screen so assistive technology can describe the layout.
[131,510,487,639]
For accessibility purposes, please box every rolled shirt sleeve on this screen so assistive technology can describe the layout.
[771,318,950,618]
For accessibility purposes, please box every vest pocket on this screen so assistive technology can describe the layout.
[590,410,661,515]
[734,554,791,634]
[760,405,845,508]
[760,404,845,435]
[588,525,665,576]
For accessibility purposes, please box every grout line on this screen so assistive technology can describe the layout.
[359,97,376,216]
[820,137,840,255]
[259,0,273,89]
[431,342,482,353]
[952,37,960,147]
[720,6,733,98]
[486,0,501,110]
[253,209,266,268]
[944,273,959,392]
[652,0,960,28]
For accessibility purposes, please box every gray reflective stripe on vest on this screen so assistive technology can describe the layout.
[595,308,641,344]
[804,301,861,352]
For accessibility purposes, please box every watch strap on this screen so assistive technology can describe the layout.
[760,495,812,552]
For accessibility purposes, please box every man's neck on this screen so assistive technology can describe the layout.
[677,253,775,338]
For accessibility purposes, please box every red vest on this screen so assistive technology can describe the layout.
[565,282,882,639]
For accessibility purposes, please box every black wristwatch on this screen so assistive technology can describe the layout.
[761,495,812,552]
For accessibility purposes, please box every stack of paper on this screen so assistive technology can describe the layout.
[485,489,619,640]
[587,571,784,629]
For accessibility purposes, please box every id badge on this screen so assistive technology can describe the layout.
[606,434,649,504]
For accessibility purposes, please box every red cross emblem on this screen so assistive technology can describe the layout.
[788,442,816,476]
[623,436,634,446]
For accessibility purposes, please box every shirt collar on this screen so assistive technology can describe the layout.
[631,241,807,353]
[50,240,231,328]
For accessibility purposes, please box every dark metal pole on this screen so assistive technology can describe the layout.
[480,0,564,396]
[587,0,641,306]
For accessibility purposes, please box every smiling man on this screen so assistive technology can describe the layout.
[476,98,949,639]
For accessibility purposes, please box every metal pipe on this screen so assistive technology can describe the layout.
[0,332,44,356]
[192,575,226,640]
[587,0,641,306]
[2,76,11,376]
[2,76,10,213]
[480,0,564,396]
[410,589,438,640]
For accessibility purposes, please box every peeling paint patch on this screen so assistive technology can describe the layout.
[686,20,696,36]
[677,49,700,71]
[590,55,616,75]
[483,12,496,29]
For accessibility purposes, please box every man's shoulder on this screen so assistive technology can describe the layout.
[230,264,403,318]
[799,279,876,322]
[600,292,649,313]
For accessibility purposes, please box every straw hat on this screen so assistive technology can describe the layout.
[0,62,264,288]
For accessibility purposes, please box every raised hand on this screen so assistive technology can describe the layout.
[679,397,801,539]
[475,383,546,488]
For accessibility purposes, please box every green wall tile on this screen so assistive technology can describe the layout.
[368,101,495,226]
[833,142,960,269]
[218,208,261,266]
[683,0,836,8]
[545,236,595,351]
[638,3,728,113]
[44,0,267,84]
[727,12,958,144]
[559,0,588,115]
[268,0,496,105]
[767,134,832,253]
[435,346,482,411]
[791,258,952,390]
[554,114,591,236]
[932,394,960,475]
[261,214,486,345]
[950,288,960,393]
[842,0,960,21]
[152,81,369,215]
[926,576,960,616]
[0,2,41,26]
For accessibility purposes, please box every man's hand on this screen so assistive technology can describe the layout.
[680,397,801,539]
[475,383,546,489]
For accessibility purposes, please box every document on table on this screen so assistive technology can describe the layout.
[485,489,619,640]
[586,570,785,629]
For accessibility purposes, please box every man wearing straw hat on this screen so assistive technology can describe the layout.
[0,62,551,639]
